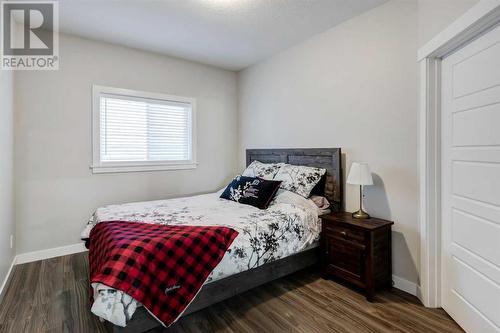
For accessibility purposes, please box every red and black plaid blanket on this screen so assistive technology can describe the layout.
[89,221,238,326]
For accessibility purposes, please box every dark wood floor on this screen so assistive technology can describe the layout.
[0,252,462,333]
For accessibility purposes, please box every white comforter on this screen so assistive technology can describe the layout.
[82,190,322,327]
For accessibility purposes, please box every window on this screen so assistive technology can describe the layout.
[92,86,196,173]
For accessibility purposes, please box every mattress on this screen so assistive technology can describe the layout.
[82,189,322,327]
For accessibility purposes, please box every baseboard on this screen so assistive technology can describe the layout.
[15,243,87,265]
[416,285,423,303]
[0,257,16,302]
[392,274,418,296]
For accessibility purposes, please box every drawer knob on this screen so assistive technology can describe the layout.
[341,231,347,237]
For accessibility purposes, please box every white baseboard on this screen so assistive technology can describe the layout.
[15,243,87,265]
[416,285,423,303]
[392,274,418,296]
[0,257,16,300]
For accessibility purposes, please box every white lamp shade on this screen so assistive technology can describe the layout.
[347,162,373,186]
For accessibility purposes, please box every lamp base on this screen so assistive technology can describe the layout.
[352,209,370,219]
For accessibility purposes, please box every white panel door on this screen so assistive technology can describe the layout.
[441,24,500,333]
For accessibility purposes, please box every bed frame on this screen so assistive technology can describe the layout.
[112,148,342,333]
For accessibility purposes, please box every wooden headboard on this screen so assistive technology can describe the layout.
[246,148,343,212]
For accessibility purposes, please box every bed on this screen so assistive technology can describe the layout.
[85,148,342,333]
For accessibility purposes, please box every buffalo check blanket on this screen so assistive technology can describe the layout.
[89,221,238,327]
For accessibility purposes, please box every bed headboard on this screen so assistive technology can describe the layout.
[246,148,343,212]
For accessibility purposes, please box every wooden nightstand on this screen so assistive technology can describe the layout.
[320,212,394,301]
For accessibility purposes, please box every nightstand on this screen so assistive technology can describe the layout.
[320,212,394,301]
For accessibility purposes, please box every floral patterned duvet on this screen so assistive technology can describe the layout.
[82,190,322,327]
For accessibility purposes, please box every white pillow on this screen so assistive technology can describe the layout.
[310,195,330,210]
[274,164,326,198]
[310,195,331,215]
[242,160,284,180]
[271,189,322,216]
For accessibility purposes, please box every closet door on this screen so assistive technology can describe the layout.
[441,24,500,333]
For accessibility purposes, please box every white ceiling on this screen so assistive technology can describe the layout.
[58,0,387,71]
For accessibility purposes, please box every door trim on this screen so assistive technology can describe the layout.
[418,0,500,308]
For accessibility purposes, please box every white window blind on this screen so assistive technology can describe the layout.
[92,86,196,173]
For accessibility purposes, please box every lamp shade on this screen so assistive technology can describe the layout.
[347,162,373,186]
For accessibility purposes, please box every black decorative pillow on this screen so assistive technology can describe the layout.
[220,176,282,209]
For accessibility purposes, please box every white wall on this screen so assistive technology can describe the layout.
[238,1,420,283]
[417,0,480,47]
[14,34,238,254]
[9,0,481,284]
[0,70,15,286]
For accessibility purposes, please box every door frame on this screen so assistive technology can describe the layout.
[418,0,500,308]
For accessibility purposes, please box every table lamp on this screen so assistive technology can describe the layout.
[347,162,373,219]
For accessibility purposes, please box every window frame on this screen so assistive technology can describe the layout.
[91,85,197,174]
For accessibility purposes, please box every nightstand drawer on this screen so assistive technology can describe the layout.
[324,224,365,245]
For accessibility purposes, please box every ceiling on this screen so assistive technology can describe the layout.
[57,0,387,71]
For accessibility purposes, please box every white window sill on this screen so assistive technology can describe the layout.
[90,162,198,174]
